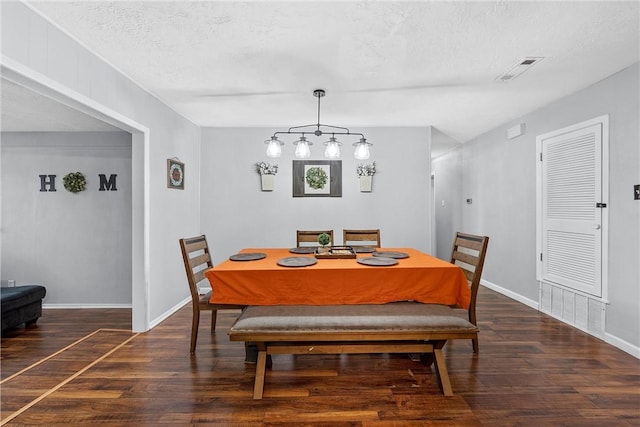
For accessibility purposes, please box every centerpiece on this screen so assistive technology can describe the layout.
[315,233,356,259]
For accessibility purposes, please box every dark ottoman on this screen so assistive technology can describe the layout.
[1,285,47,332]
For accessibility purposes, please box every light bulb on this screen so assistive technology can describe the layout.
[265,137,283,158]
[353,138,371,160]
[294,136,312,158]
[323,137,341,158]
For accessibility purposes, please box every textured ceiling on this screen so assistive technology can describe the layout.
[6,1,640,147]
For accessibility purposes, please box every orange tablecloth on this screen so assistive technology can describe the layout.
[205,248,470,308]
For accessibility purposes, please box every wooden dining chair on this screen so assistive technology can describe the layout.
[179,235,245,354]
[343,229,381,248]
[449,232,489,353]
[296,230,334,247]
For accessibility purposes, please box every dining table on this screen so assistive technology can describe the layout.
[204,247,471,309]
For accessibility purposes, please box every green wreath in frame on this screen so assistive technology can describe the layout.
[63,172,87,193]
[305,167,328,189]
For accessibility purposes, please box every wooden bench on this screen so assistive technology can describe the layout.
[228,302,478,399]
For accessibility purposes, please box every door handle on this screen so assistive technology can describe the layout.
[594,224,601,230]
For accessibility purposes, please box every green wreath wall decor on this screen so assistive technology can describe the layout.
[305,167,328,189]
[63,172,87,193]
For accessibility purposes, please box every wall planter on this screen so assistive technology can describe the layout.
[359,175,372,192]
[356,161,376,193]
[261,174,274,191]
[256,162,278,192]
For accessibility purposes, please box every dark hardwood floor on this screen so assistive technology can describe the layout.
[2,288,638,426]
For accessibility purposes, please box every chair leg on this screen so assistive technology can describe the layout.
[472,337,479,353]
[211,309,218,332]
[190,308,200,354]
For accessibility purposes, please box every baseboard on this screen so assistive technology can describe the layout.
[480,279,539,310]
[148,296,190,330]
[482,280,639,359]
[43,303,132,309]
[605,333,640,359]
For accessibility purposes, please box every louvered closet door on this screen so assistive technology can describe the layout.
[541,123,602,297]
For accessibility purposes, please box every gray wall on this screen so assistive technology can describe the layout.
[200,127,433,263]
[1,132,132,305]
[435,63,639,350]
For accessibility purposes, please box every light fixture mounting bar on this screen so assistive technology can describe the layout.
[314,89,324,133]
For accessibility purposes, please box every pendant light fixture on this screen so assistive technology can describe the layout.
[264,136,284,158]
[293,136,312,158]
[323,136,341,158]
[264,89,371,159]
[353,137,372,160]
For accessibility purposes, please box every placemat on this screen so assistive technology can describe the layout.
[277,257,318,267]
[357,257,398,266]
[372,251,409,259]
[289,247,318,254]
[353,246,376,253]
[229,252,267,261]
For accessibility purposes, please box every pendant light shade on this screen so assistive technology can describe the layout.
[353,138,372,160]
[294,136,312,158]
[264,89,372,160]
[323,136,342,159]
[265,136,284,158]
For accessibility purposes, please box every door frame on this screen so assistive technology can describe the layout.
[2,56,151,332]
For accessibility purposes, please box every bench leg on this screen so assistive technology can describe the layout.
[252,348,268,399]
[432,341,453,396]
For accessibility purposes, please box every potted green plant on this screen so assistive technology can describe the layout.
[317,232,331,253]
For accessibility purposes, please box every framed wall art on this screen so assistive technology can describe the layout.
[292,160,342,197]
[167,158,185,190]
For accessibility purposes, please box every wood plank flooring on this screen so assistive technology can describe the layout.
[1,288,638,426]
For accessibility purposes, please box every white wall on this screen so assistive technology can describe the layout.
[1,132,132,305]
[200,127,432,262]
[1,2,201,329]
[438,63,639,352]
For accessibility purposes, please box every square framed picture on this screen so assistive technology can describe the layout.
[167,159,185,190]
[293,160,342,197]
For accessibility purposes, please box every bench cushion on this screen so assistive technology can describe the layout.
[230,302,476,333]
[1,285,47,312]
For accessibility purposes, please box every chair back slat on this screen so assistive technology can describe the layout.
[343,229,381,247]
[454,234,485,251]
[184,237,208,252]
[190,252,211,271]
[192,269,208,285]
[452,250,479,267]
[297,230,334,247]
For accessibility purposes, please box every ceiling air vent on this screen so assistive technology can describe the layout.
[495,57,544,82]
